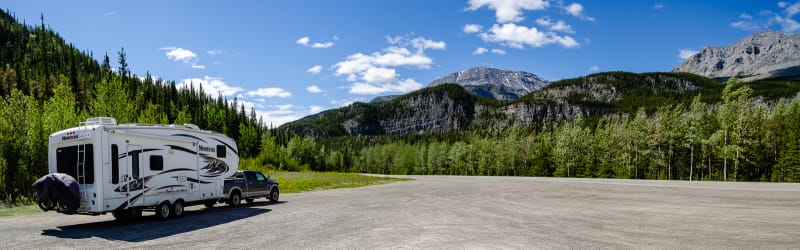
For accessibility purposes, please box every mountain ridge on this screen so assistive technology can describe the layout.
[428,67,549,100]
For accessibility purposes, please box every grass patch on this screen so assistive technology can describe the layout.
[264,171,411,194]
[0,204,41,217]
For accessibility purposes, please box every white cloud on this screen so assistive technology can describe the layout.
[535,16,553,26]
[103,11,115,17]
[333,35,441,95]
[678,49,699,60]
[463,24,483,33]
[306,85,322,93]
[310,106,325,114]
[480,23,578,49]
[246,87,292,98]
[207,49,222,56]
[589,65,600,72]
[307,65,323,75]
[349,78,422,95]
[296,37,310,46]
[653,3,664,10]
[550,20,575,33]
[473,47,489,55]
[160,47,205,69]
[731,3,800,32]
[311,42,334,48]
[297,36,334,48]
[362,67,397,83]
[466,0,550,23]
[780,1,800,16]
[491,48,507,55]
[563,2,595,21]
[177,76,243,97]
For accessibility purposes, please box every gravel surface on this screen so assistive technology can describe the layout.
[2,176,799,249]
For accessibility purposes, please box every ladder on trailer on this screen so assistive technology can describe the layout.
[76,121,88,202]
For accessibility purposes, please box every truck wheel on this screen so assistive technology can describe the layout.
[269,188,280,203]
[170,200,184,218]
[245,198,255,203]
[229,192,241,207]
[155,202,171,220]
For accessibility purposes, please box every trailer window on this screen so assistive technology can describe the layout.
[131,151,140,179]
[56,144,95,184]
[150,155,163,171]
[217,145,226,158]
[111,144,119,184]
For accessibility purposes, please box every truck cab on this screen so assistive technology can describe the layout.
[222,170,279,206]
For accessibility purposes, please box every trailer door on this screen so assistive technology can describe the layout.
[126,145,145,208]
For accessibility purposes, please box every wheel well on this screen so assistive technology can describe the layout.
[231,189,241,196]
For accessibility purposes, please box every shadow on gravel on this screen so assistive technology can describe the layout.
[40,205,272,242]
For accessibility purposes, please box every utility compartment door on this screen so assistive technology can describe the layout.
[125,145,144,207]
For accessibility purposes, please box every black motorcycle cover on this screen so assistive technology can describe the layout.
[33,173,80,213]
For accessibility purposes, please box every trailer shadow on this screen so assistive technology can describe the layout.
[40,205,272,242]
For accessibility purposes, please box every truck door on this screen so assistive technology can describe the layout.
[126,145,144,207]
[247,171,269,196]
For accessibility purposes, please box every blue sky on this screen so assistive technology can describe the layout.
[4,1,799,125]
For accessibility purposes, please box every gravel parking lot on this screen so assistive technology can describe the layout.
[1,175,799,249]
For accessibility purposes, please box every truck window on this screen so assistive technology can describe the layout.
[150,155,163,171]
[216,145,226,158]
[255,172,266,181]
[56,144,94,184]
[244,171,256,181]
[111,144,119,184]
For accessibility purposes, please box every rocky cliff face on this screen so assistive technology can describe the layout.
[673,30,800,81]
[429,67,549,100]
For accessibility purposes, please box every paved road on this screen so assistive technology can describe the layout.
[2,176,800,249]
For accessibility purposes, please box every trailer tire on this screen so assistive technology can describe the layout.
[269,188,280,203]
[155,202,171,220]
[170,200,184,218]
[229,191,241,207]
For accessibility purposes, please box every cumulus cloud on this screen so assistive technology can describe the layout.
[678,49,699,60]
[549,20,575,33]
[466,0,549,23]
[307,65,323,75]
[463,24,483,33]
[246,87,292,98]
[306,85,322,93]
[349,78,422,95]
[563,2,595,21]
[177,76,242,96]
[362,67,397,83]
[731,2,800,32]
[296,36,335,48]
[480,23,578,49]
[310,106,325,114]
[160,47,205,69]
[473,47,489,55]
[491,48,507,55]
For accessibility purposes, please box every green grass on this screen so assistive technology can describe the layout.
[264,171,411,194]
[0,204,41,217]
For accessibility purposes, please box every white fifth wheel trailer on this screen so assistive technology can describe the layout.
[45,117,239,220]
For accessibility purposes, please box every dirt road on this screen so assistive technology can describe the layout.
[2,176,799,249]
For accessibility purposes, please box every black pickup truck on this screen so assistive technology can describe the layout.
[220,170,280,207]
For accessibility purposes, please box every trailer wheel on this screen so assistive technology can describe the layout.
[228,192,241,207]
[155,202,171,220]
[269,188,280,203]
[170,200,184,218]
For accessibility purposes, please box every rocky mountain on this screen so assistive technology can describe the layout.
[673,30,800,81]
[429,67,549,100]
[281,72,729,137]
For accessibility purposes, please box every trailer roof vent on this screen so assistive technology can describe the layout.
[85,117,117,126]
[183,124,200,130]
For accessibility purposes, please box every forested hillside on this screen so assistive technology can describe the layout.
[0,10,266,203]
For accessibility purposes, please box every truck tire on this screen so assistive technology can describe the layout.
[155,202,171,220]
[228,192,241,207]
[269,188,279,203]
[170,200,184,218]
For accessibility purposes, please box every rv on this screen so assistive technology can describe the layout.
[45,117,239,220]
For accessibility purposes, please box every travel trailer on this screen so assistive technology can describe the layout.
[43,117,239,220]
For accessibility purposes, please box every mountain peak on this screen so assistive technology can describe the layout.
[429,67,549,100]
[673,30,800,81]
